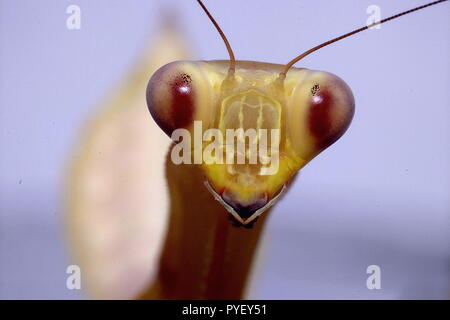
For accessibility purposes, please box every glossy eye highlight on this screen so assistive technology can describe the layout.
[307,75,355,151]
[146,62,196,136]
[287,70,355,161]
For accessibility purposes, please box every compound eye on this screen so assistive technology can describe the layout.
[146,61,210,137]
[288,70,355,160]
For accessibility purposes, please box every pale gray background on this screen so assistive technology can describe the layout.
[0,0,449,299]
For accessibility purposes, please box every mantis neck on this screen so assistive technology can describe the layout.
[139,147,269,299]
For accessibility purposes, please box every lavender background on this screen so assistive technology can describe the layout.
[0,0,449,299]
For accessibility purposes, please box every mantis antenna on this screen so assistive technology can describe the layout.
[279,0,449,78]
[196,0,236,76]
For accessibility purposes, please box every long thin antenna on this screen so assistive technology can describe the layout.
[280,0,448,78]
[196,0,236,76]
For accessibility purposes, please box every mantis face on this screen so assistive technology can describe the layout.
[145,0,447,226]
[146,60,354,225]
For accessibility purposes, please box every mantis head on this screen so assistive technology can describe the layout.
[146,60,354,225]
[146,0,446,225]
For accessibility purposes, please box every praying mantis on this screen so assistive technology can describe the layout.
[146,0,448,227]
[67,0,448,299]
[139,0,448,299]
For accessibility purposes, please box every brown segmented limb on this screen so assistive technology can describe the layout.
[138,145,270,299]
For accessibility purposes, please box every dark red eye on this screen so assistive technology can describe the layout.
[307,74,355,151]
[146,62,195,136]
